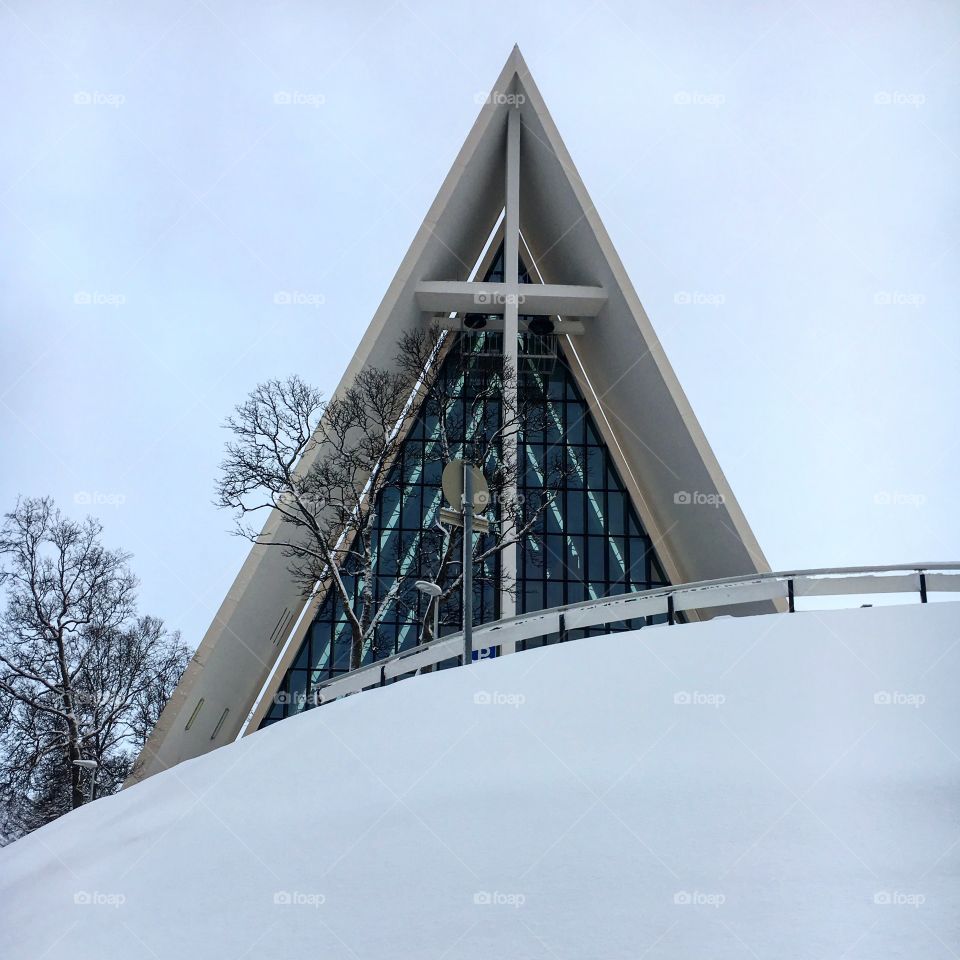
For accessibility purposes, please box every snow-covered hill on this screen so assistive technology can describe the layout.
[2,603,959,959]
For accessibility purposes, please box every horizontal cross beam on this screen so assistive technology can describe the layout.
[435,316,586,335]
[415,280,607,317]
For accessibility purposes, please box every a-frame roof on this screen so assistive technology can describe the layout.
[129,46,773,785]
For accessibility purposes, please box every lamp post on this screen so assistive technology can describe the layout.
[439,459,489,668]
[72,759,99,803]
[463,463,473,665]
[415,580,442,642]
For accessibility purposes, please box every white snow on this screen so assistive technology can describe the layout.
[2,603,959,959]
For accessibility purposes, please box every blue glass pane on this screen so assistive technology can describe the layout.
[547,580,564,608]
[545,502,562,535]
[586,447,603,487]
[333,624,352,669]
[565,490,585,533]
[607,492,625,536]
[586,491,604,535]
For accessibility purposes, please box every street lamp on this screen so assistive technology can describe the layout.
[415,580,442,642]
[439,460,489,666]
[72,759,99,803]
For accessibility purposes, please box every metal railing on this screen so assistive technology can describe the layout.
[307,563,960,708]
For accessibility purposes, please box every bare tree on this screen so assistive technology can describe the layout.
[217,327,568,669]
[0,497,188,841]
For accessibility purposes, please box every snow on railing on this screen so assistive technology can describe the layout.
[309,563,960,708]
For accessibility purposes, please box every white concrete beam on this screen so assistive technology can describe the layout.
[415,281,606,316]
[435,316,586,334]
[501,105,521,628]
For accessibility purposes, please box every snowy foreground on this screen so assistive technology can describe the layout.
[3,603,960,959]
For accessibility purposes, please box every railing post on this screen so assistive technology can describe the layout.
[380,665,386,687]
[787,579,795,613]
[919,572,928,604]
[667,594,675,625]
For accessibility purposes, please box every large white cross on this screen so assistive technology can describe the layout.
[414,105,606,632]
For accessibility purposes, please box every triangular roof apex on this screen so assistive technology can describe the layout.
[490,44,531,94]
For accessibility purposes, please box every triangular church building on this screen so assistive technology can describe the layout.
[130,47,772,783]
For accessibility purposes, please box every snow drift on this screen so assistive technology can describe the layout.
[2,602,959,959]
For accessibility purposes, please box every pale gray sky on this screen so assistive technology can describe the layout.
[1,1,957,648]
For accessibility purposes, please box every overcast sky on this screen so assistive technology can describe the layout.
[1,1,957,649]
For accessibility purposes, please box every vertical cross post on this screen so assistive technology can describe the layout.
[500,103,521,645]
